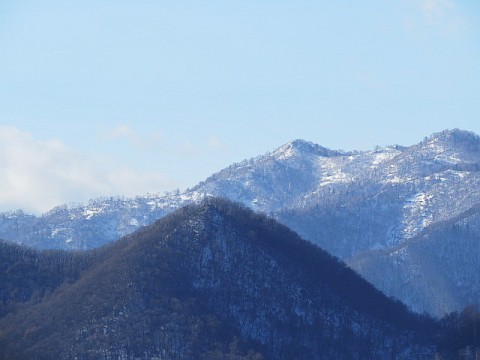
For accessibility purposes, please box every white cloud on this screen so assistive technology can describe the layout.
[404,0,466,37]
[0,126,174,214]
[420,0,451,17]
[207,135,230,153]
[103,124,163,150]
[176,139,197,157]
[104,124,137,141]
[171,135,230,158]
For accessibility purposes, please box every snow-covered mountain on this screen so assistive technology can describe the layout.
[1,128,480,317]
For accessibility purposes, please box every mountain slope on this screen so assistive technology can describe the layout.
[349,205,480,316]
[0,240,95,318]
[0,199,437,359]
[1,129,480,316]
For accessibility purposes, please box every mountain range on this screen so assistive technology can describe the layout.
[0,199,450,359]
[1,129,480,317]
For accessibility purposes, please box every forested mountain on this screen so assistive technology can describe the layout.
[0,199,444,359]
[1,129,480,316]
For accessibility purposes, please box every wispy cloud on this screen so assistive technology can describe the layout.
[420,0,452,18]
[0,126,174,214]
[173,135,230,158]
[175,139,197,157]
[103,124,163,150]
[403,0,467,38]
[104,124,137,141]
[207,135,230,153]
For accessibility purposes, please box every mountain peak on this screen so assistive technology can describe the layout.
[289,138,317,148]
[274,139,342,159]
[424,129,480,147]
[418,129,480,159]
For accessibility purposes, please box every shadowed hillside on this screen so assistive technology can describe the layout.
[1,198,476,359]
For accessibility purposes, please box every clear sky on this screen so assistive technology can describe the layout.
[1,0,479,213]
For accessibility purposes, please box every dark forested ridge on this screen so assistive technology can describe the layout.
[0,198,477,359]
[0,240,96,318]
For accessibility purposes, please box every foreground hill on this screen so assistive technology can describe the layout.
[0,199,441,359]
[2,129,480,316]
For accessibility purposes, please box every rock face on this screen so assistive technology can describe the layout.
[0,199,437,359]
[2,129,480,316]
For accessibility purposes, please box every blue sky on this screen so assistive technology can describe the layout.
[1,0,479,213]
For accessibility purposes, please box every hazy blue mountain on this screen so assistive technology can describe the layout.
[1,129,480,316]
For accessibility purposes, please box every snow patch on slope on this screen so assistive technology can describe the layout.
[402,192,434,239]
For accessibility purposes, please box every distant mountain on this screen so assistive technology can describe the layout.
[0,199,440,359]
[2,129,480,316]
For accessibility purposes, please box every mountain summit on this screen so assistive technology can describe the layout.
[273,139,344,159]
[423,128,480,147]
[414,129,480,163]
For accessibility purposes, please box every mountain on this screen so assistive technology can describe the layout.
[1,129,480,316]
[0,195,186,249]
[0,199,440,359]
[349,207,480,317]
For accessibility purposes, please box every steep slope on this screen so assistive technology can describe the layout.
[1,129,480,316]
[0,199,437,359]
[277,129,480,258]
[349,206,480,316]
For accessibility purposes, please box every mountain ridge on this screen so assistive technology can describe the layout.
[0,198,440,359]
[1,128,479,317]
